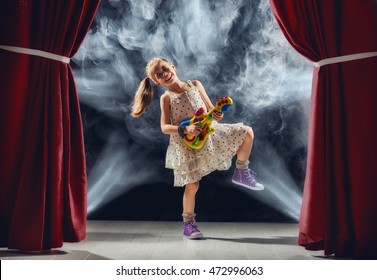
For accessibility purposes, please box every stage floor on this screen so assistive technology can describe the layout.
[0,220,327,260]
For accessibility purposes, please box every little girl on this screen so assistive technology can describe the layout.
[131,57,264,239]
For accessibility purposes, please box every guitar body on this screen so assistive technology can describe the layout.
[180,96,233,150]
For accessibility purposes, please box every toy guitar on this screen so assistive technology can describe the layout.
[180,96,233,150]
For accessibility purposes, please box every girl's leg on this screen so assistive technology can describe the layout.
[237,126,254,162]
[182,181,199,216]
[232,126,264,190]
[182,181,203,239]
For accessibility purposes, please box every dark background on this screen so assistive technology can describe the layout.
[72,0,313,222]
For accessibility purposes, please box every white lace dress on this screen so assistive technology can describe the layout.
[165,80,248,186]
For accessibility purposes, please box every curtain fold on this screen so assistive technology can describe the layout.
[0,0,99,251]
[269,0,377,258]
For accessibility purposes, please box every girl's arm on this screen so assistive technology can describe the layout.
[160,92,179,135]
[192,80,223,121]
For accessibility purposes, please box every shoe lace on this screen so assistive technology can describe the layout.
[241,168,256,182]
[185,222,199,232]
[191,220,199,229]
[247,168,257,175]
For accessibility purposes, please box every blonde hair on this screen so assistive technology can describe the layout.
[130,57,171,118]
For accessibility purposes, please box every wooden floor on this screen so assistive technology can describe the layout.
[0,220,328,260]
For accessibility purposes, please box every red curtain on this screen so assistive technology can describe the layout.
[269,0,377,258]
[0,0,99,251]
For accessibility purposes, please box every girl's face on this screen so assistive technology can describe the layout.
[150,61,177,86]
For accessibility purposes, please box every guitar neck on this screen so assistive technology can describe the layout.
[208,105,221,115]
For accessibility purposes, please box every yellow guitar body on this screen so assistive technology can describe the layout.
[180,96,233,150]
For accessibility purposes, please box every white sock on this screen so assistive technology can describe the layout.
[236,159,249,169]
[182,212,196,222]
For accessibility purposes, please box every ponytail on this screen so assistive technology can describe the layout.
[131,77,154,118]
[131,57,171,117]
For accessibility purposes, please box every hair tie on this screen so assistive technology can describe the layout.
[145,77,152,86]
[146,76,157,85]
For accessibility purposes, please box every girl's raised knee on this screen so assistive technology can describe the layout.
[246,126,254,142]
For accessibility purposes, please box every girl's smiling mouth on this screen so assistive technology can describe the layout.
[165,73,173,83]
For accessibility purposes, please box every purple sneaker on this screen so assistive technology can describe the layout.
[183,219,203,239]
[232,168,264,191]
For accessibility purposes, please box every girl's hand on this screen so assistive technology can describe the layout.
[185,122,202,136]
[213,111,223,122]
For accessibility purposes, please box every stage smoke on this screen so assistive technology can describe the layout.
[73,0,312,220]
